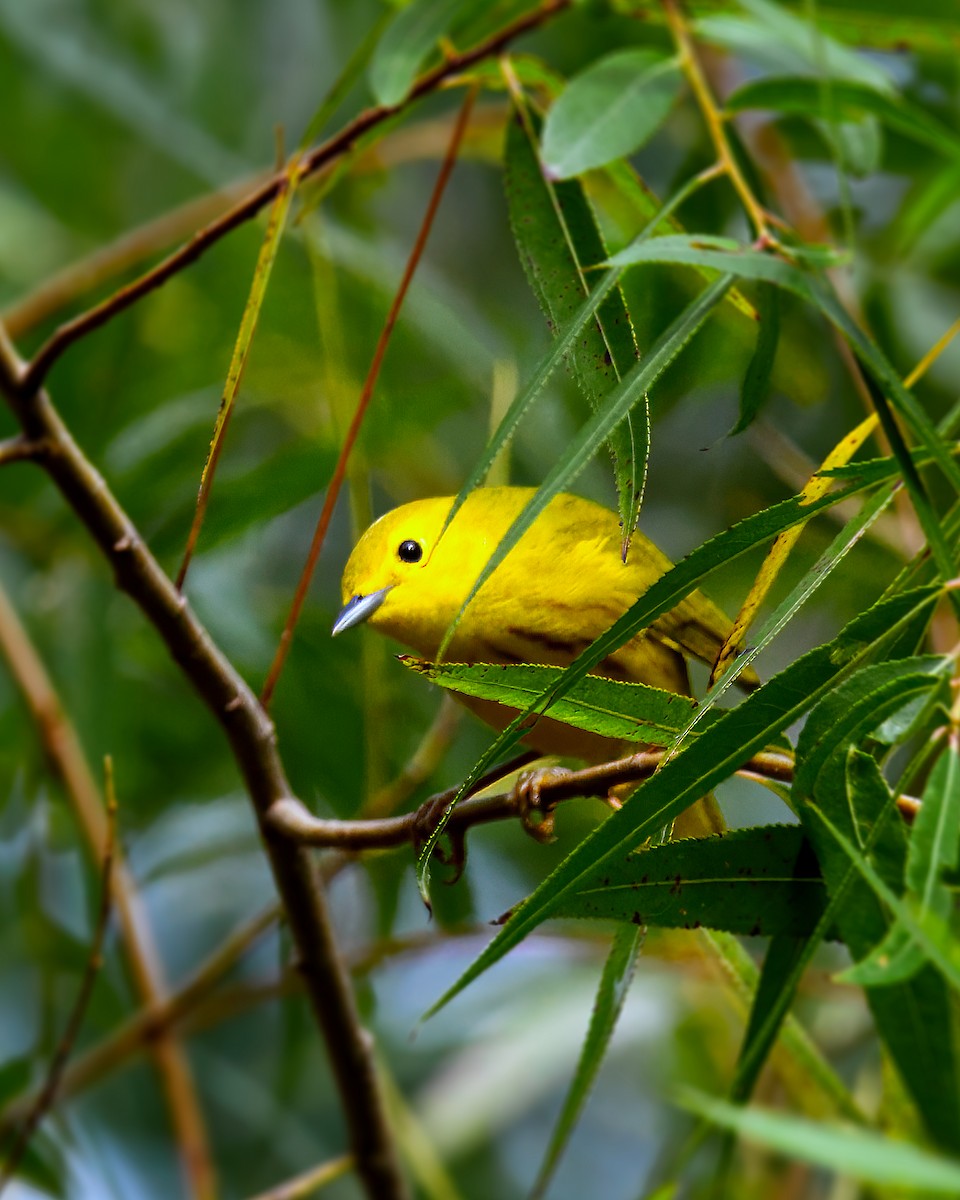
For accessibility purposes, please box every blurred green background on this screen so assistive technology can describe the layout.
[1,1,958,1197]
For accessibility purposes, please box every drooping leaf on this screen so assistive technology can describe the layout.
[368,0,479,106]
[504,104,645,544]
[679,1089,960,1193]
[541,49,683,179]
[731,281,779,436]
[531,925,642,1198]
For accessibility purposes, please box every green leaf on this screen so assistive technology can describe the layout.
[725,76,960,162]
[368,0,478,107]
[541,49,683,179]
[531,925,642,1199]
[405,659,699,745]
[504,104,645,545]
[841,740,960,988]
[554,825,828,939]
[433,275,730,667]
[793,656,950,800]
[731,281,779,435]
[697,0,896,92]
[424,587,941,1014]
[679,1089,960,1194]
[797,745,960,1152]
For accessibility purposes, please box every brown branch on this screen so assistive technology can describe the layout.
[0,573,217,1198]
[0,329,408,1196]
[0,175,269,341]
[267,749,799,850]
[15,0,570,396]
[260,84,478,707]
[0,434,48,465]
[0,765,115,1194]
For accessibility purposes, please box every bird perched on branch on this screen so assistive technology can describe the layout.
[333,487,754,776]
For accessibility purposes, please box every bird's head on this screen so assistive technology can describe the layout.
[332,496,464,657]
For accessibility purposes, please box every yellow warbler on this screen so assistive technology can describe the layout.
[333,487,753,764]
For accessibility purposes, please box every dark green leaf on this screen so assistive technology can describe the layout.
[798,747,960,1151]
[504,105,644,543]
[731,281,780,435]
[405,659,700,745]
[554,825,827,939]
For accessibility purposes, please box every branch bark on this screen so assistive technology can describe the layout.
[0,328,408,1200]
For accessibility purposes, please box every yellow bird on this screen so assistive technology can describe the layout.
[333,487,753,767]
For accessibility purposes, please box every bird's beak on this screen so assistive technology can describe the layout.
[332,587,392,636]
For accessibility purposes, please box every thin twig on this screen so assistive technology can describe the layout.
[246,1155,354,1200]
[16,0,570,396]
[0,574,217,1198]
[267,749,799,850]
[0,434,47,465]
[0,176,269,340]
[0,761,116,1194]
[260,85,479,707]
[662,0,774,245]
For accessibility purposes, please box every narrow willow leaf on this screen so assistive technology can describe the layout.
[176,158,300,587]
[368,0,477,106]
[793,656,951,800]
[798,745,960,1151]
[679,1090,960,1193]
[810,278,960,501]
[731,281,779,435]
[504,105,644,542]
[541,49,683,179]
[298,12,390,148]
[423,587,941,1013]
[405,660,700,745]
[713,413,878,687]
[725,76,960,162]
[732,934,815,1102]
[585,159,759,319]
[610,227,960,509]
[433,276,729,667]
[707,931,865,1124]
[554,825,827,938]
[701,444,889,712]
[531,925,642,1199]
[842,740,960,987]
[436,170,730,562]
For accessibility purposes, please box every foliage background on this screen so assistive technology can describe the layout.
[1,1,959,1198]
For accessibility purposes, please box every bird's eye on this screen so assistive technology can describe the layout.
[397,539,423,563]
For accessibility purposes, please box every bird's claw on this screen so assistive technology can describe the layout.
[513,766,571,843]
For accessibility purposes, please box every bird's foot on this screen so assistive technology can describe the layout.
[512,766,572,843]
